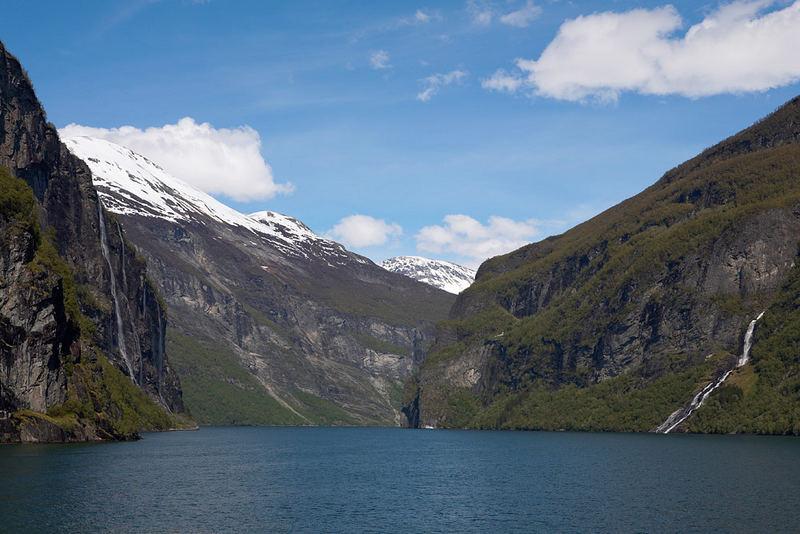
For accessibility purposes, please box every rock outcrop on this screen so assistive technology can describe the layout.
[0,40,187,442]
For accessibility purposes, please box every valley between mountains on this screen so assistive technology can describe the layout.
[63,135,455,427]
[3,36,800,441]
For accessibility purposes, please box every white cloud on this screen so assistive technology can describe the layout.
[499,1,541,28]
[396,8,439,26]
[490,1,800,101]
[467,0,494,26]
[326,215,403,248]
[417,70,468,101]
[416,214,542,267]
[415,9,431,23]
[482,69,524,93]
[369,50,392,70]
[60,118,292,202]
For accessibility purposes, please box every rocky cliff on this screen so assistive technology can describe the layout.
[0,41,187,442]
[65,136,455,426]
[405,95,800,433]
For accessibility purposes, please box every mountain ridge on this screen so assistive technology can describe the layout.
[65,135,455,426]
[380,256,475,294]
[404,92,800,434]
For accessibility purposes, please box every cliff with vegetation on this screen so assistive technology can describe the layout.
[0,40,189,442]
[64,136,455,426]
[405,95,800,434]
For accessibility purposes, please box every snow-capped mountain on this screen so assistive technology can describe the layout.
[63,135,454,427]
[63,135,357,262]
[380,256,476,294]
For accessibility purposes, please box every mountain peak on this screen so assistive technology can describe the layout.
[380,256,476,294]
[62,135,353,261]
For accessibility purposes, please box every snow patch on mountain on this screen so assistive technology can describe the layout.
[64,135,362,262]
[380,256,475,294]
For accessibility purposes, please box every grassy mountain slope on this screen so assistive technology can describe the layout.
[406,96,800,433]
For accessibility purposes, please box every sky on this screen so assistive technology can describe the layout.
[2,0,800,268]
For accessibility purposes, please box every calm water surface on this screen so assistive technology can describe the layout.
[1,427,799,533]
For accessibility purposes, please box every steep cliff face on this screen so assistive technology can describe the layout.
[0,41,186,441]
[65,136,454,426]
[406,95,800,432]
[0,170,70,415]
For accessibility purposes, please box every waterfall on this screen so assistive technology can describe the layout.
[656,311,765,433]
[116,221,127,291]
[124,297,143,387]
[97,199,135,380]
[154,301,164,398]
[655,369,736,434]
[116,220,143,384]
[738,311,765,367]
[140,284,146,386]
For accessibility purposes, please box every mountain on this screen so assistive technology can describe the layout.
[64,135,455,426]
[380,256,476,294]
[404,95,800,434]
[0,41,189,442]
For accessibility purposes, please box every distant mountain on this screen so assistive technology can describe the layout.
[65,136,454,426]
[405,94,800,434]
[380,256,475,294]
[0,41,189,443]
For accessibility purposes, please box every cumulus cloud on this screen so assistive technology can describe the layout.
[417,70,468,101]
[488,1,800,101]
[416,214,542,266]
[499,1,541,28]
[415,9,432,23]
[60,118,292,202]
[369,50,392,69]
[326,215,403,248]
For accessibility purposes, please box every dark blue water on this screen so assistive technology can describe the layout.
[1,427,799,533]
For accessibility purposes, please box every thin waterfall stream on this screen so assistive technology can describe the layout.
[140,285,146,385]
[154,301,164,399]
[96,199,135,380]
[116,221,127,291]
[117,221,143,383]
[655,311,765,434]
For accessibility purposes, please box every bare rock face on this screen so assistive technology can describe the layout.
[0,40,186,441]
[0,216,70,413]
[60,134,455,426]
[106,193,451,426]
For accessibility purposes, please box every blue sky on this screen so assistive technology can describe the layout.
[2,0,800,267]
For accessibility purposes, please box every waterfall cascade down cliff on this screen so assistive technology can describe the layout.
[655,312,765,433]
[97,199,135,381]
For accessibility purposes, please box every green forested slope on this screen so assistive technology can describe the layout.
[406,96,800,433]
